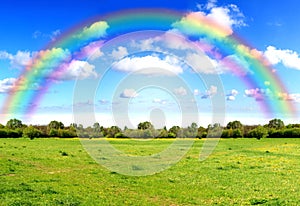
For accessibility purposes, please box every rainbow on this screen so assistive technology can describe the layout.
[1,8,296,122]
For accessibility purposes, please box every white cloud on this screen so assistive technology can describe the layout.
[75,21,109,41]
[99,99,109,105]
[173,2,246,37]
[111,46,128,60]
[226,89,238,101]
[194,89,200,96]
[264,46,300,70]
[0,77,40,93]
[0,50,32,69]
[10,51,32,69]
[186,52,223,74]
[205,0,217,10]
[51,60,98,80]
[0,78,16,93]
[277,92,295,101]
[77,40,104,61]
[0,51,13,59]
[152,98,167,104]
[289,94,300,103]
[120,89,138,98]
[112,55,183,75]
[202,85,217,99]
[244,88,272,101]
[174,86,187,96]
[227,95,235,101]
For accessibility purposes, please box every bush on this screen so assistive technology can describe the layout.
[232,129,243,138]
[6,129,22,138]
[58,129,77,138]
[268,129,284,138]
[221,129,231,138]
[283,128,300,138]
[49,129,59,137]
[22,126,42,139]
[0,129,8,138]
[247,126,268,139]
[168,132,176,138]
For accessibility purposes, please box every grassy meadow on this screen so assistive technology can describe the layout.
[1,138,300,205]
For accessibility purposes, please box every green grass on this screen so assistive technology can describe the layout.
[1,138,300,205]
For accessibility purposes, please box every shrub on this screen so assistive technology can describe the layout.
[247,126,268,139]
[7,129,22,138]
[232,129,243,138]
[49,129,59,137]
[283,128,300,138]
[0,129,8,138]
[22,126,42,139]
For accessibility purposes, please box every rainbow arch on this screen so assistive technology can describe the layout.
[1,8,296,122]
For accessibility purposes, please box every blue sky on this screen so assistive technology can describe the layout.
[1,0,300,127]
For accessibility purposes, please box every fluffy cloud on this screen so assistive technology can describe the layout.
[131,31,194,52]
[0,78,16,93]
[264,46,300,70]
[226,89,238,101]
[0,51,13,59]
[11,51,32,69]
[75,21,109,41]
[111,46,128,60]
[244,88,272,101]
[112,55,183,75]
[173,1,245,37]
[0,50,32,69]
[202,85,217,99]
[277,92,295,101]
[77,40,104,61]
[50,60,98,80]
[120,89,138,98]
[0,77,41,93]
[174,86,187,96]
[186,52,223,74]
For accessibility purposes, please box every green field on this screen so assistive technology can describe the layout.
[1,138,300,205]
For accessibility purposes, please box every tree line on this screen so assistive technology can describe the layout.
[1,118,300,139]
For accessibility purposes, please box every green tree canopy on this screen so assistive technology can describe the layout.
[48,121,64,130]
[137,121,154,130]
[267,118,284,129]
[226,120,243,130]
[22,126,42,139]
[6,118,23,129]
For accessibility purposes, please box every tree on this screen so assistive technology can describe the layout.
[49,129,59,137]
[190,122,198,130]
[169,126,181,137]
[93,123,101,132]
[197,126,206,138]
[106,126,121,138]
[6,118,23,130]
[232,129,243,138]
[226,121,243,130]
[267,118,284,129]
[137,121,154,130]
[22,126,42,139]
[247,126,268,139]
[48,121,64,130]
